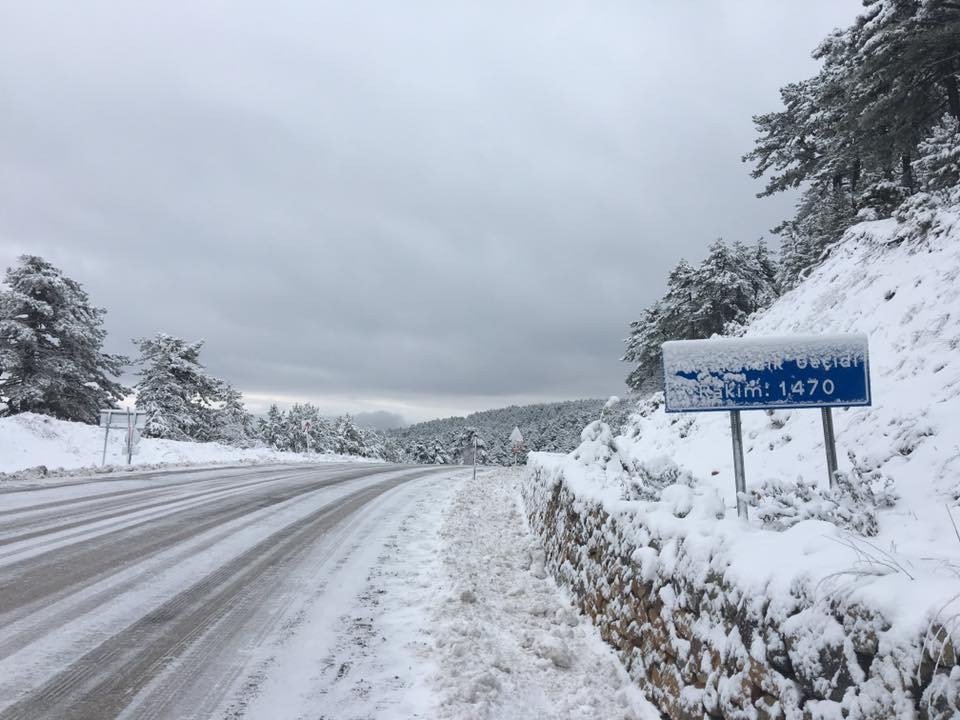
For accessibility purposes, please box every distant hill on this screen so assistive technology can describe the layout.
[390,397,633,465]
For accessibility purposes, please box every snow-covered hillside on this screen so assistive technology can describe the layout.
[548,204,960,571]
[0,412,375,478]
[525,204,960,716]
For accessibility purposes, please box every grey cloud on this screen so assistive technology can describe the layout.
[0,2,860,423]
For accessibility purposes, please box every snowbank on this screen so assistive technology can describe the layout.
[524,205,960,719]
[0,412,375,479]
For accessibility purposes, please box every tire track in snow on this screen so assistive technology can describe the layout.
[0,466,398,619]
[0,468,438,720]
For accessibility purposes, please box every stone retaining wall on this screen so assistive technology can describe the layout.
[521,466,960,720]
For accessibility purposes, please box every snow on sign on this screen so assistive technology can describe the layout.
[661,334,871,413]
[662,334,871,520]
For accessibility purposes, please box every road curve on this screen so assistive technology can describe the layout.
[0,462,445,720]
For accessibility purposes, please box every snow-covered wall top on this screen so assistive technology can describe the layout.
[661,334,871,412]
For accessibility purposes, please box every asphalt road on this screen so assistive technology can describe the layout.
[0,462,443,720]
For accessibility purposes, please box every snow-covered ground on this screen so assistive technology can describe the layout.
[0,412,374,480]
[241,468,658,720]
[426,469,657,720]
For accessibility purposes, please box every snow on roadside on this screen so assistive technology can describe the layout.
[0,412,374,480]
[427,468,659,720]
[237,468,659,720]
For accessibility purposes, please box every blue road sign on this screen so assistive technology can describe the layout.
[661,334,871,413]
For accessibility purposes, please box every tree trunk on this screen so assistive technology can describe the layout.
[945,72,960,122]
[901,152,914,193]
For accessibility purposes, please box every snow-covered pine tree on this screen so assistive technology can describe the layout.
[133,334,223,441]
[695,239,756,333]
[334,414,366,456]
[211,381,255,446]
[259,404,289,450]
[0,255,128,423]
[623,239,779,392]
[429,440,450,465]
[412,441,430,464]
[286,403,313,453]
[914,114,960,195]
[300,405,334,454]
[745,0,960,281]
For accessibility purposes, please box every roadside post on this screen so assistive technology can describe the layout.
[100,409,149,466]
[126,411,134,465]
[99,410,113,466]
[473,434,478,482]
[302,420,312,454]
[661,335,872,519]
[729,410,747,520]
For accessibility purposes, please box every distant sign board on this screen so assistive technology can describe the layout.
[99,409,148,430]
[662,334,871,413]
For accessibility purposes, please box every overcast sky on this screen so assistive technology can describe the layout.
[0,1,861,426]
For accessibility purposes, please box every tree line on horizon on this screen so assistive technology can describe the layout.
[390,397,634,465]
[623,0,960,392]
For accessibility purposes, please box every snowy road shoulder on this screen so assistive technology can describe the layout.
[426,469,658,720]
[236,467,659,720]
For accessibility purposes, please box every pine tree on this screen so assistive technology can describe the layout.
[0,256,128,423]
[623,240,780,392]
[429,440,450,465]
[914,114,960,194]
[259,404,289,450]
[412,441,430,464]
[211,382,255,446]
[334,414,366,456]
[745,1,960,280]
[133,334,222,441]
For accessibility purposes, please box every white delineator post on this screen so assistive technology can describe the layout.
[126,410,134,465]
[473,434,478,482]
[729,410,748,520]
[101,413,113,466]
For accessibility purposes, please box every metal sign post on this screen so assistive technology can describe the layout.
[100,412,113,466]
[821,407,839,487]
[100,408,148,467]
[729,410,748,519]
[302,420,312,454]
[126,410,134,465]
[661,334,872,519]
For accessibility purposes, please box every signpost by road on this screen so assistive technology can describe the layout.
[302,420,312,453]
[661,334,871,519]
[99,409,149,466]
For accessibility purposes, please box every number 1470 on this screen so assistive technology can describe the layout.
[779,378,835,396]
